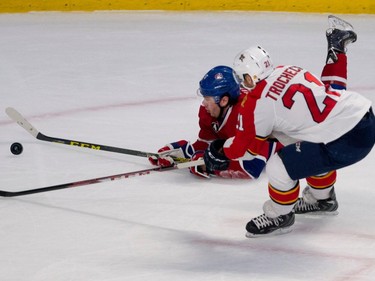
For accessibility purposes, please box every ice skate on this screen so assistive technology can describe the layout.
[326,16,357,63]
[245,211,295,238]
[294,187,339,215]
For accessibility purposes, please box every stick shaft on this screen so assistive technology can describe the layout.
[0,160,203,197]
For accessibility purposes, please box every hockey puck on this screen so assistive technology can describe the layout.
[10,142,23,155]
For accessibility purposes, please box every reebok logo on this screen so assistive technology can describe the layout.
[295,142,301,152]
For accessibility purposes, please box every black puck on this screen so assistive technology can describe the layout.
[10,142,23,155]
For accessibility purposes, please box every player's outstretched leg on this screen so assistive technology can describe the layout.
[326,15,357,63]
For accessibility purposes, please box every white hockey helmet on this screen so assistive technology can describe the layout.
[233,45,274,89]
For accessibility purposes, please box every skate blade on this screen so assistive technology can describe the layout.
[328,15,354,31]
[245,226,293,238]
[296,210,339,217]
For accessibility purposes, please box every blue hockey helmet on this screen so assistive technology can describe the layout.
[198,65,240,104]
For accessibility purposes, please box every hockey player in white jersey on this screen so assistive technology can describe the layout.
[203,16,374,237]
[293,15,358,215]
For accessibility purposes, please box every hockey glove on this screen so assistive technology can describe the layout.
[203,139,230,173]
[148,140,194,167]
[189,150,210,179]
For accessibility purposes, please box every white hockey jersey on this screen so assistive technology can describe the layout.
[224,65,372,160]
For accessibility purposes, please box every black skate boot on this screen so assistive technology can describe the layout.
[245,211,295,238]
[326,28,357,63]
[294,187,339,215]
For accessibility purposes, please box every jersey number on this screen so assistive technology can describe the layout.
[282,72,339,123]
[236,114,244,131]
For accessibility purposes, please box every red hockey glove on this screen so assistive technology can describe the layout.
[148,140,195,167]
[189,151,210,179]
[148,155,175,167]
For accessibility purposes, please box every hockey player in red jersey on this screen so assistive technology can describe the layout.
[149,65,280,179]
[203,16,374,237]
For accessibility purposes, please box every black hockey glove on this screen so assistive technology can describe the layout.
[203,139,230,173]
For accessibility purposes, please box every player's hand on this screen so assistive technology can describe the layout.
[148,155,175,167]
[203,139,230,173]
[189,151,210,178]
[148,140,194,167]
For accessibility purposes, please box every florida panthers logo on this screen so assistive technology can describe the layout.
[295,142,301,152]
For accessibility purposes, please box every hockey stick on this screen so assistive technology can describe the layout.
[5,107,185,161]
[0,159,204,197]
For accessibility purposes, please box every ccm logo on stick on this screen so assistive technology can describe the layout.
[69,141,101,150]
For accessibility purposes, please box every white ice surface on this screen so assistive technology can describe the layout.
[0,11,374,281]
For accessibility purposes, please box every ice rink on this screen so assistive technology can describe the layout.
[0,11,374,281]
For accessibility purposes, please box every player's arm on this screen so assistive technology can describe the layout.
[204,91,274,173]
[223,94,265,160]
